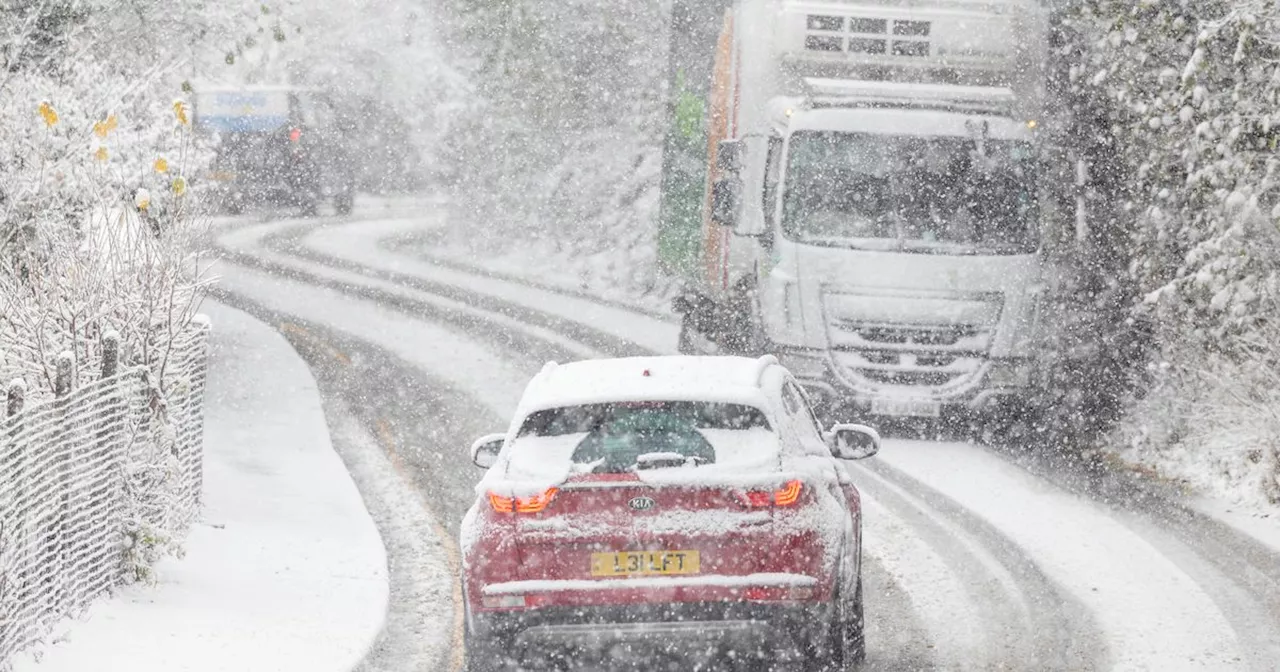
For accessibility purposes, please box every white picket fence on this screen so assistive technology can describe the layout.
[0,320,209,666]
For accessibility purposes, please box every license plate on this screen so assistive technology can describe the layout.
[871,397,942,418]
[591,550,700,577]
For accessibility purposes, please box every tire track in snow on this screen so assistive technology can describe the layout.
[290,214,1280,669]
[220,219,665,357]
[213,214,1113,670]
[981,443,1280,671]
[877,440,1249,670]
[261,211,1280,671]
[282,217,676,354]
[214,220,945,669]
[854,459,1101,670]
[213,238,601,365]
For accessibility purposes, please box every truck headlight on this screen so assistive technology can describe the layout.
[986,360,1032,387]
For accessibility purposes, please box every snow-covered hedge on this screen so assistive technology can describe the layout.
[1075,0,1280,508]
[0,6,228,607]
[1,4,216,406]
[437,0,674,299]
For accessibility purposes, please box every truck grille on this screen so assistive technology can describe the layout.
[804,14,932,58]
[830,321,988,390]
[821,291,1003,393]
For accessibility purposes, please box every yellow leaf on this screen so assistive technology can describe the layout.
[171,176,187,196]
[154,157,169,173]
[94,114,119,138]
[173,100,189,126]
[94,146,109,162]
[38,101,59,127]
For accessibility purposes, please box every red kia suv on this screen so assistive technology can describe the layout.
[460,355,880,670]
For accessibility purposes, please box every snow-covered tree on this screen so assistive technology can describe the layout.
[1072,0,1280,506]
[436,0,672,296]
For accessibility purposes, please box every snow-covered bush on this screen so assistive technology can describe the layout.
[437,0,673,298]
[0,4,229,600]
[1073,0,1280,507]
[1,36,211,406]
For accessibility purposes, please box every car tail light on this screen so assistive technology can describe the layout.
[289,127,302,143]
[738,480,804,508]
[774,480,803,506]
[488,487,559,514]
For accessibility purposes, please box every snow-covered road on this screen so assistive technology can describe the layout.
[208,203,1280,671]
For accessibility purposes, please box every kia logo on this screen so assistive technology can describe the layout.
[628,496,656,511]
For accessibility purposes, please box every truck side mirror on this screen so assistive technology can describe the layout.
[717,139,744,173]
[712,177,742,227]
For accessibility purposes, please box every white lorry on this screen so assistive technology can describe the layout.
[667,0,1051,422]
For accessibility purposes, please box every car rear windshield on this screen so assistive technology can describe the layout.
[517,401,772,472]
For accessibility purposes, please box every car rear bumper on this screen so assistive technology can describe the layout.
[471,601,832,664]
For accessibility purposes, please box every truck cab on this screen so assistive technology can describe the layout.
[668,0,1049,423]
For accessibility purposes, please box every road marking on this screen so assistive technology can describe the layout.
[279,321,352,365]
[373,415,467,672]
[278,318,466,669]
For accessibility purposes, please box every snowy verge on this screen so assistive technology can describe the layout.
[12,301,389,672]
[323,397,461,671]
[1189,497,1280,557]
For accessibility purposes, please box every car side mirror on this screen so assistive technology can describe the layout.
[712,177,742,227]
[470,433,506,469]
[825,423,881,460]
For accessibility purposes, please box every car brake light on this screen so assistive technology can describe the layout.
[738,480,804,508]
[289,127,302,143]
[488,493,514,513]
[774,480,803,506]
[488,487,559,514]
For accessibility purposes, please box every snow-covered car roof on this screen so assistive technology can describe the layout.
[516,356,778,417]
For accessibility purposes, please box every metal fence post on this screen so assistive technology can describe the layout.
[6,378,25,418]
[0,378,28,656]
[54,354,73,399]
[94,332,123,589]
[101,332,119,381]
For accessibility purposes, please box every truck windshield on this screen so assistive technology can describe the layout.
[780,130,1039,255]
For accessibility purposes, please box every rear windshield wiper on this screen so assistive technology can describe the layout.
[633,452,710,470]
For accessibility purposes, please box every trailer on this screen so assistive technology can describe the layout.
[661,0,1051,423]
